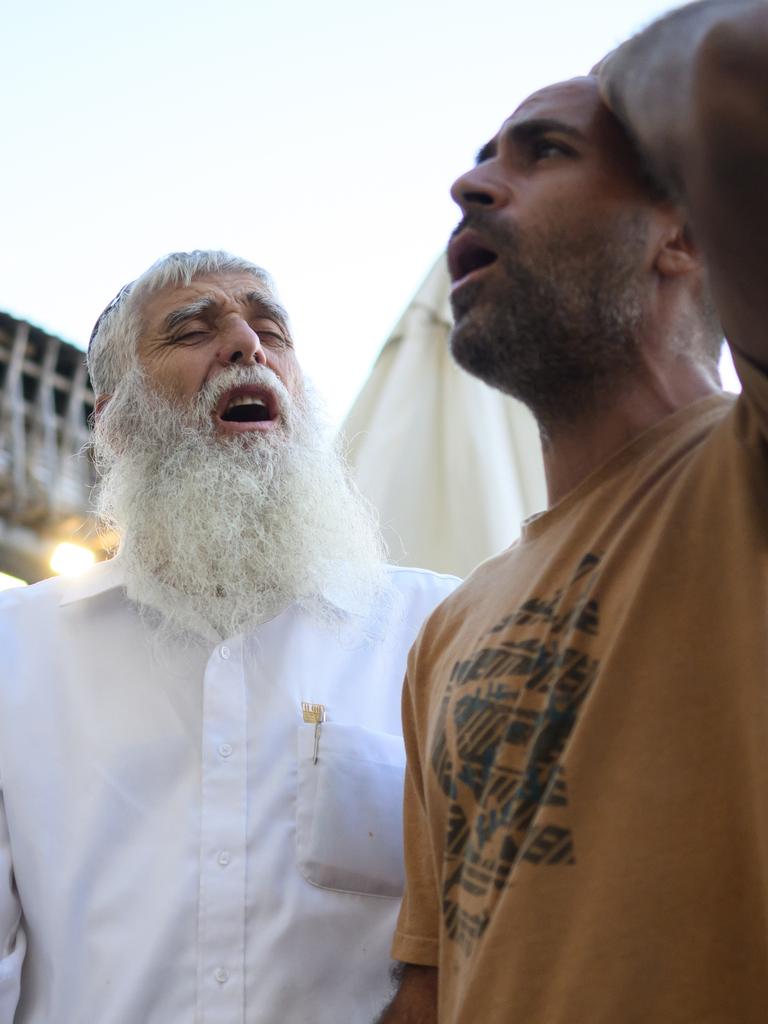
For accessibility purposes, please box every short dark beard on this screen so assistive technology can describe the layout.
[449,209,650,435]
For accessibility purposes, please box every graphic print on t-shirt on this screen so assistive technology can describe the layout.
[431,553,601,956]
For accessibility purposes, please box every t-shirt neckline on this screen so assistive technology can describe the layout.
[521,393,732,542]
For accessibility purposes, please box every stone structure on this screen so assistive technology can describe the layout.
[0,311,104,583]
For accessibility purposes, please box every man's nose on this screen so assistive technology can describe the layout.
[216,319,268,367]
[450,165,506,212]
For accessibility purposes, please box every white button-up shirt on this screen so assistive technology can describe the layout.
[0,558,457,1024]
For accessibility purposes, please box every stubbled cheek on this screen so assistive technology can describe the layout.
[140,357,204,404]
[278,357,303,399]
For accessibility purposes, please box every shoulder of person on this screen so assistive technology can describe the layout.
[383,564,461,603]
[0,557,124,616]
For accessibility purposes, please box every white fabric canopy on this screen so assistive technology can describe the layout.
[340,257,547,579]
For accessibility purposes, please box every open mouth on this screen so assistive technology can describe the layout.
[221,395,271,423]
[447,230,498,284]
[215,385,278,429]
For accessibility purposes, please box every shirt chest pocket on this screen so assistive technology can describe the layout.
[295,722,405,898]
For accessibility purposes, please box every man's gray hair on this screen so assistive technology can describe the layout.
[87,250,274,396]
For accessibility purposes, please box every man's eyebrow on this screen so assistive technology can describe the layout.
[475,118,587,164]
[241,290,289,327]
[162,297,217,333]
[160,291,289,335]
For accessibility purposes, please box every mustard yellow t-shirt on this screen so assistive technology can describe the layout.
[394,353,768,1024]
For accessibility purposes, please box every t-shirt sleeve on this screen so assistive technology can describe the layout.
[391,646,441,967]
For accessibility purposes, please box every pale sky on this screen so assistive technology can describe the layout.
[1,0,737,421]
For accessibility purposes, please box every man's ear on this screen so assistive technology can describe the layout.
[93,394,111,420]
[654,220,700,278]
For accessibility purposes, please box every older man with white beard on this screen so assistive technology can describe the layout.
[0,251,458,1024]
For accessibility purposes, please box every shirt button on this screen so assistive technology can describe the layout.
[218,850,231,867]
[219,645,231,660]
[218,743,233,758]
[214,967,229,984]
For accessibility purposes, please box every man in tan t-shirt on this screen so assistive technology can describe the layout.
[377,2,768,1022]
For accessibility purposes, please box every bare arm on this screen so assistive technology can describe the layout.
[598,0,768,366]
[374,964,438,1023]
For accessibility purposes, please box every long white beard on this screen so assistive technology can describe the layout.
[92,365,389,641]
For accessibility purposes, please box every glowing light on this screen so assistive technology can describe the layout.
[50,542,96,577]
[0,571,26,591]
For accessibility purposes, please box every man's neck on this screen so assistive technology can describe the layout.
[540,362,721,506]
